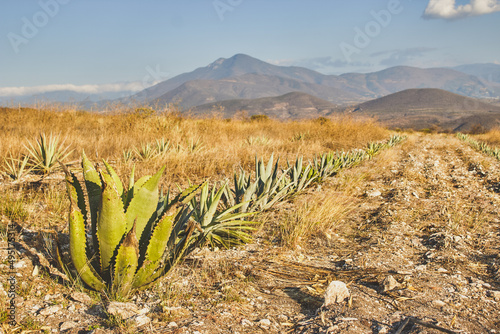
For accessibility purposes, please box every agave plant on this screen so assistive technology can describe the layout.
[223,155,292,213]
[135,142,159,161]
[188,182,257,249]
[25,133,72,174]
[60,152,202,299]
[365,142,387,158]
[2,153,32,181]
[286,156,318,195]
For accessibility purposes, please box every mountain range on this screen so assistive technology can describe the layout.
[134,54,500,108]
[4,54,500,131]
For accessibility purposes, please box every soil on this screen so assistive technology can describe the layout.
[1,133,500,334]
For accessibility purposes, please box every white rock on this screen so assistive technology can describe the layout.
[60,321,78,331]
[323,281,350,306]
[487,290,500,301]
[107,302,139,320]
[132,314,150,327]
[71,292,92,305]
[381,275,399,292]
[32,265,39,276]
[13,260,26,269]
[432,300,446,307]
[259,319,271,328]
[168,322,178,328]
[241,319,253,326]
[39,305,61,316]
[367,190,382,197]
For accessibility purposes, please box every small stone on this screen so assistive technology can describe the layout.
[39,305,61,316]
[241,319,253,326]
[437,268,448,273]
[107,302,139,320]
[71,292,92,305]
[487,290,500,301]
[60,321,78,331]
[277,315,288,322]
[168,322,178,328]
[13,260,26,269]
[32,265,39,276]
[259,319,271,328]
[380,275,399,292]
[132,314,150,327]
[432,300,446,307]
[415,265,426,271]
[367,189,381,197]
[323,281,350,306]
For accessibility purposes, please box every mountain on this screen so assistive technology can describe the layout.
[189,92,337,120]
[152,74,359,108]
[133,54,500,109]
[131,54,328,102]
[453,63,500,84]
[351,88,500,131]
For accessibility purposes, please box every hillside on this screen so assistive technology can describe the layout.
[352,88,500,131]
[130,54,500,109]
[189,92,337,119]
[153,74,359,108]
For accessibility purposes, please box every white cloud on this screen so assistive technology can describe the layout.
[423,0,500,19]
[0,82,146,97]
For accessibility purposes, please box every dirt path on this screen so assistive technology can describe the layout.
[270,133,500,334]
[3,133,500,334]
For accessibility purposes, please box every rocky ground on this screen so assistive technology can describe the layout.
[1,133,500,333]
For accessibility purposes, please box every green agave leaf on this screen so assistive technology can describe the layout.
[112,222,139,298]
[133,212,175,288]
[103,159,124,196]
[201,183,227,227]
[98,171,127,274]
[139,219,197,289]
[125,166,165,240]
[122,164,135,209]
[62,166,105,291]
[82,151,101,262]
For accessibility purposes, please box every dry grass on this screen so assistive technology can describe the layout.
[0,106,388,186]
[476,128,500,147]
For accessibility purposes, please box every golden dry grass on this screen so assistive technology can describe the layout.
[0,106,388,186]
[476,128,500,147]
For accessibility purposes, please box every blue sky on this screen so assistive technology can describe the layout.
[1,0,500,96]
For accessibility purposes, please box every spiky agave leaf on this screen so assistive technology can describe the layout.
[112,222,139,299]
[124,166,165,241]
[61,163,105,291]
[133,211,176,288]
[97,171,127,276]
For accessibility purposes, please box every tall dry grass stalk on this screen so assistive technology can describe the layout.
[0,105,388,187]
[476,128,500,147]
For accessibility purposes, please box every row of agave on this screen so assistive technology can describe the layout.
[457,133,500,160]
[60,134,406,299]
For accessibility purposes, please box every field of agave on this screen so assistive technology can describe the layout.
[457,133,500,160]
[0,106,406,300]
[57,134,405,299]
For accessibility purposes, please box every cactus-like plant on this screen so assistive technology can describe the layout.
[286,156,318,195]
[189,182,257,249]
[26,133,72,174]
[60,152,202,299]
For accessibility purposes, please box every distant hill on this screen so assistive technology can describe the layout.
[453,63,500,84]
[189,92,337,120]
[130,54,500,109]
[351,88,500,131]
[153,74,359,108]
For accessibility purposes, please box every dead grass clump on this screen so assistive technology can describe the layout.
[476,128,500,147]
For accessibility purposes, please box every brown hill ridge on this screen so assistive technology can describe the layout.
[189,92,337,120]
[352,88,500,131]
